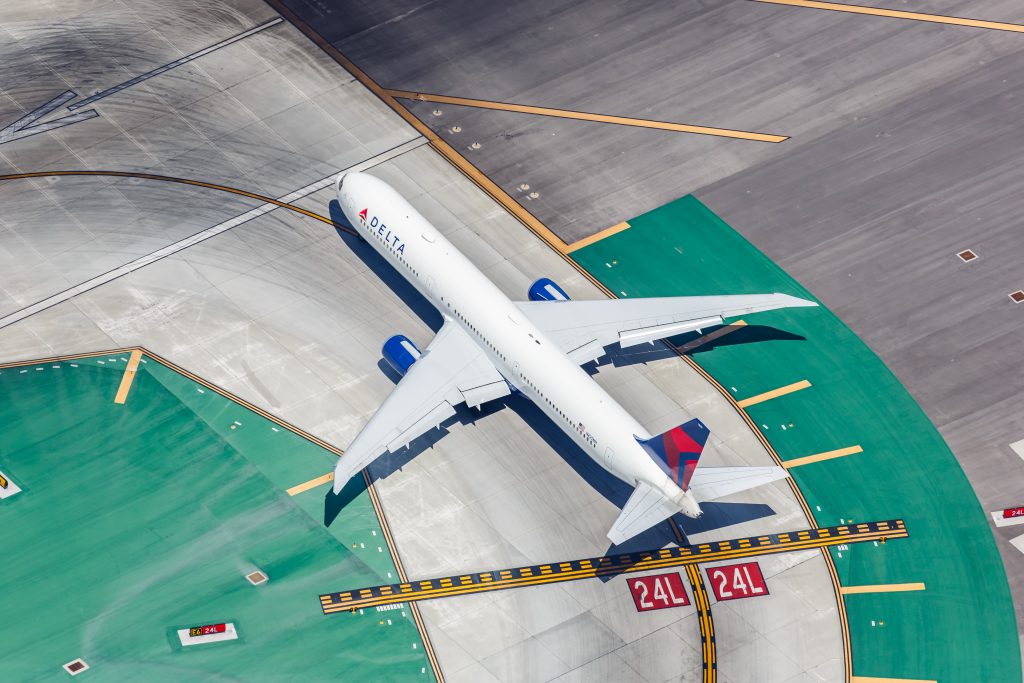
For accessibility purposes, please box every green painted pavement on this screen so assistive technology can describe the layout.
[574,195,1021,683]
[0,354,434,681]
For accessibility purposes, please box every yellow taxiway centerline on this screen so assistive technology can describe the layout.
[753,0,1024,34]
[737,379,812,408]
[783,445,863,469]
[387,90,789,143]
[565,222,631,253]
[840,582,926,595]
[113,349,143,405]
[287,472,334,496]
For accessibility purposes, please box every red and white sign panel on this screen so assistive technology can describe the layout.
[707,562,769,601]
[627,572,690,612]
[1003,506,1024,519]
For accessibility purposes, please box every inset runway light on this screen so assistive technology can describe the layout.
[518,183,530,191]
[1010,290,1024,304]
[246,570,268,586]
[957,249,978,263]
[63,659,89,676]
[470,142,481,150]
[450,126,461,133]
[431,109,442,117]
[529,191,540,199]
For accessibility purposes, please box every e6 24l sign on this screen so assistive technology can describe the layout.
[627,572,690,612]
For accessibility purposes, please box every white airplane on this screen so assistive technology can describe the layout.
[332,172,817,544]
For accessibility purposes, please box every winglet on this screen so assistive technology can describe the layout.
[636,418,710,491]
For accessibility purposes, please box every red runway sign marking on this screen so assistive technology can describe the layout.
[627,572,690,612]
[707,562,769,601]
[1002,506,1024,519]
[188,623,226,637]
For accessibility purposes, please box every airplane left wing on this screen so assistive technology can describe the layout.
[686,466,790,502]
[516,294,817,365]
[331,319,510,493]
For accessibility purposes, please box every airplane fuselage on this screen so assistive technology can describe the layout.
[337,172,701,516]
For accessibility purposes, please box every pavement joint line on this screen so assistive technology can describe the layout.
[286,472,334,496]
[0,136,425,330]
[565,222,631,252]
[320,519,906,612]
[68,18,285,111]
[737,379,811,408]
[387,89,790,143]
[752,0,1024,34]
[839,582,926,595]
[783,444,863,469]
[113,349,143,404]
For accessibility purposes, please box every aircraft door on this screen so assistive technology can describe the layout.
[604,446,614,466]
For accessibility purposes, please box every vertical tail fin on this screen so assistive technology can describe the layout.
[636,418,710,490]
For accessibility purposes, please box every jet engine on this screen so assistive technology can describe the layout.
[381,335,422,377]
[527,277,570,302]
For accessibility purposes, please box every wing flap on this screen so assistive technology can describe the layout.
[607,481,681,545]
[517,293,817,363]
[332,320,507,493]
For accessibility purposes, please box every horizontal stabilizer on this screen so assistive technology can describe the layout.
[687,466,790,502]
[607,481,681,545]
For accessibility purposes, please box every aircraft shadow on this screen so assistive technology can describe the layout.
[590,325,806,373]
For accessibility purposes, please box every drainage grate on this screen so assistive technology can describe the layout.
[1010,290,1024,304]
[63,659,89,676]
[957,249,978,262]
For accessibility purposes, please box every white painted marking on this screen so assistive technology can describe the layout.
[1010,439,1024,462]
[0,90,98,144]
[1010,533,1024,555]
[0,137,427,330]
[993,510,1024,528]
[0,470,22,499]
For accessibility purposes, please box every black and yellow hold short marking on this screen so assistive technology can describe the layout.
[320,519,908,614]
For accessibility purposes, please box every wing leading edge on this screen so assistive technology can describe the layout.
[516,293,817,365]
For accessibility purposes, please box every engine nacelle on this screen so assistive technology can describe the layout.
[382,335,422,377]
[528,277,570,302]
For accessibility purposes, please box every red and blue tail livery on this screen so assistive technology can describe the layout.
[636,419,710,491]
